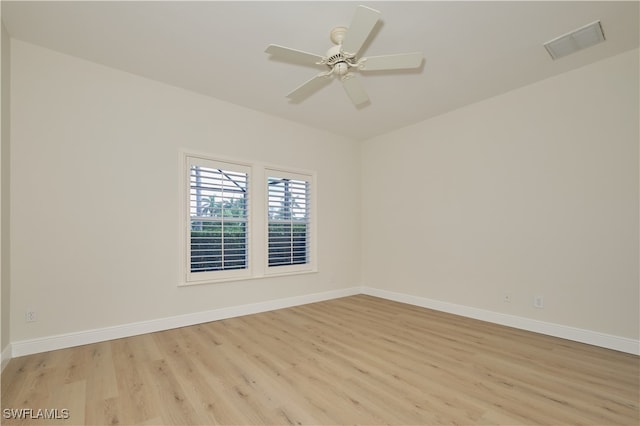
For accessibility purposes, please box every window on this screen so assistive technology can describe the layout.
[182,153,316,285]
[187,156,250,282]
[267,170,313,273]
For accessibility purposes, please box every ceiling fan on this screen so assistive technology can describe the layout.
[265,5,424,107]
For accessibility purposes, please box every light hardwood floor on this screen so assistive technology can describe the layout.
[1,295,638,425]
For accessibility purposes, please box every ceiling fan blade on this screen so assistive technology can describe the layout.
[341,74,369,106]
[341,5,381,57]
[287,73,332,102]
[359,52,424,71]
[265,44,325,67]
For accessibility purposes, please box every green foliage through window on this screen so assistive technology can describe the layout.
[189,164,249,273]
[267,176,310,268]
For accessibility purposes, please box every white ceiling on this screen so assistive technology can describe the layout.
[2,1,639,141]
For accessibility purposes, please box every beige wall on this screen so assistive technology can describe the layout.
[7,37,639,349]
[9,40,361,342]
[362,48,639,339]
[1,20,11,357]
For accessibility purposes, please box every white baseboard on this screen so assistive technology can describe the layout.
[8,285,639,358]
[362,287,640,355]
[11,286,361,358]
[1,344,11,372]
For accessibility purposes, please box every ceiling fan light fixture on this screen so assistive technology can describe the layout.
[334,62,349,76]
[544,20,605,60]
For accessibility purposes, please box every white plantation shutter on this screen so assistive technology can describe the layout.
[182,154,316,285]
[267,170,313,272]
[187,156,250,281]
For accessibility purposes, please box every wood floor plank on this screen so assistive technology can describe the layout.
[2,295,638,425]
[107,337,162,425]
[83,341,119,414]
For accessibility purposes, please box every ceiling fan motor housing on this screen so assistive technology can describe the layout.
[325,44,356,76]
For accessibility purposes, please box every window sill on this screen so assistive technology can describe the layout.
[178,269,318,287]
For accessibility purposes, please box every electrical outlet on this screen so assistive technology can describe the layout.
[534,295,544,309]
[25,311,38,322]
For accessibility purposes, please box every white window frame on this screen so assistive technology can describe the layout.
[265,168,317,275]
[180,152,317,286]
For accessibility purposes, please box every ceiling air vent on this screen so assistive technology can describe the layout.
[544,21,605,60]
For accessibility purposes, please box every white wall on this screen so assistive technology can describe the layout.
[1,19,11,364]
[10,40,361,343]
[362,49,639,340]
